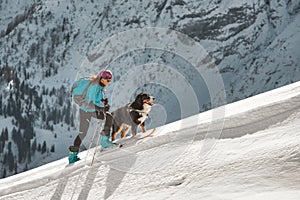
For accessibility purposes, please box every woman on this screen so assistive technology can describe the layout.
[68,69,115,164]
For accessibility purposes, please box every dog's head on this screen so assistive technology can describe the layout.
[134,92,155,108]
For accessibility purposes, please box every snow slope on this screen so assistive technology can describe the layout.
[1,0,300,178]
[0,81,300,199]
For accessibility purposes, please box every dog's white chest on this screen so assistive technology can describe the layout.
[138,104,152,123]
[139,113,148,123]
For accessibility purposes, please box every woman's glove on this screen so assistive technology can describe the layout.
[101,98,108,105]
[101,98,110,112]
[95,105,104,119]
[104,104,110,112]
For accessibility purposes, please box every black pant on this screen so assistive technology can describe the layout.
[71,109,113,151]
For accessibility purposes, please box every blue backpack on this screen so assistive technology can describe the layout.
[70,78,93,109]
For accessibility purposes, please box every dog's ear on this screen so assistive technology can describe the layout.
[142,93,150,100]
[135,93,143,102]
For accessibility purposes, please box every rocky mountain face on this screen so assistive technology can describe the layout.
[0,0,299,178]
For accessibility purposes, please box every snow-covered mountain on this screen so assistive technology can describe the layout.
[0,80,300,200]
[0,0,299,178]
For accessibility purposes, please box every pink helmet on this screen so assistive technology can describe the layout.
[97,69,113,80]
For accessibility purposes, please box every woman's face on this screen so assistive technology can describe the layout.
[100,78,111,86]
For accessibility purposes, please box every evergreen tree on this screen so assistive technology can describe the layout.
[2,169,6,178]
[64,106,71,125]
[3,152,7,164]
[24,164,28,172]
[20,81,25,99]
[3,105,7,118]
[41,141,47,154]
[7,152,15,172]
[52,108,57,124]
[4,128,8,140]
[41,110,46,121]
[0,128,8,153]
[50,145,55,153]
[37,143,41,152]
[58,92,63,106]
[31,139,37,154]
[70,114,75,127]
[0,94,2,115]
[14,162,18,175]
[11,127,20,143]
[1,128,8,141]
[0,142,2,154]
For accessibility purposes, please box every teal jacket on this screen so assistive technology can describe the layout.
[71,78,105,112]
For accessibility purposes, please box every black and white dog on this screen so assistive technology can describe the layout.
[111,92,155,141]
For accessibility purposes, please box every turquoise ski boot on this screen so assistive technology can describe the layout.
[68,146,80,164]
[100,135,116,148]
[68,151,80,164]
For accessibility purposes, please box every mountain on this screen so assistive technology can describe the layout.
[0,81,300,200]
[0,0,299,178]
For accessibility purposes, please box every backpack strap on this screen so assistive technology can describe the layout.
[81,80,92,98]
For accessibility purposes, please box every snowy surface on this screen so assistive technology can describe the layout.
[1,0,300,178]
[0,81,300,199]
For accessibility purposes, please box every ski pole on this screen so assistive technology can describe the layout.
[84,119,100,164]
[90,113,106,166]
